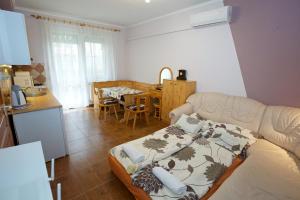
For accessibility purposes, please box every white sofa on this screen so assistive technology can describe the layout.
[169,92,300,200]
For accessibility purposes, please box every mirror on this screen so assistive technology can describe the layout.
[159,67,173,85]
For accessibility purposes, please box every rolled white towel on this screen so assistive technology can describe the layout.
[122,144,145,163]
[152,167,187,195]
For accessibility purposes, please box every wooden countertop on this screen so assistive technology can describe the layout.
[11,89,62,115]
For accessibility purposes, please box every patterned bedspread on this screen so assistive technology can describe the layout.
[111,126,194,174]
[131,122,256,200]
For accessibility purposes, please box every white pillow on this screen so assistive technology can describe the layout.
[213,123,257,145]
[175,114,202,134]
[189,113,215,132]
[189,113,257,143]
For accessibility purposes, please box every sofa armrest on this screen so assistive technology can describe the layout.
[169,103,193,124]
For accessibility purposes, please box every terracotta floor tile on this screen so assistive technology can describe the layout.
[84,185,111,200]
[105,179,135,200]
[65,130,86,142]
[50,108,167,200]
[68,194,88,200]
[92,159,116,184]
[51,172,83,200]
[68,138,95,154]
[74,166,102,191]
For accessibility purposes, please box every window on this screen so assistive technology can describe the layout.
[43,23,117,108]
[84,42,105,82]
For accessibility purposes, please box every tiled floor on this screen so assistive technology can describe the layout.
[47,108,167,200]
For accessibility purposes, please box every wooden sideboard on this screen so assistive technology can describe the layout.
[161,80,196,122]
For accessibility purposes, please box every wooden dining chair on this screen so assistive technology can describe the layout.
[95,88,119,120]
[125,93,150,129]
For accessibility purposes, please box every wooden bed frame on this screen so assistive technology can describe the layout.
[108,154,244,200]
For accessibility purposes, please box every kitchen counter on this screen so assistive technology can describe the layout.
[11,89,62,115]
[10,89,67,161]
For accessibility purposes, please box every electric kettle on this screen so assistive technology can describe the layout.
[11,85,27,107]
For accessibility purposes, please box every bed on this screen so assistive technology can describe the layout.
[108,114,256,200]
[108,92,300,200]
[108,154,243,200]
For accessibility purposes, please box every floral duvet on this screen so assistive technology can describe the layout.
[111,117,256,200]
[111,126,194,174]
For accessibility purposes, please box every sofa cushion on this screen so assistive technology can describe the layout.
[220,96,266,133]
[186,92,266,134]
[186,92,228,122]
[209,139,300,200]
[259,106,300,158]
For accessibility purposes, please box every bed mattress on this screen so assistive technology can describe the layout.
[108,153,243,200]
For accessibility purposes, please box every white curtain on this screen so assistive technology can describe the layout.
[41,21,117,108]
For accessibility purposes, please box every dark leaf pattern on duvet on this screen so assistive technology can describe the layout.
[120,150,129,158]
[204,155,214,162]
[173,146,196,161]
[168,159,176,169]
[165,126,186,139]
[204,162,227,182]
[195,138,210,146]
[186,185,195,192]
[143,138,168,153]
[195,113,206,121]
[178,192,199,200]
[231,144,241,152]
[215,123,226,129]
[132,163,163,194]
[187,165,194,174]
[227,130,248,139]
[204,128,214,139]
[212,133,222,138]
[186,117,200,124]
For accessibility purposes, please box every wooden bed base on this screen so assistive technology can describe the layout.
[108,154,244,200]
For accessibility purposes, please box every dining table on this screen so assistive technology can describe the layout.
[101,86,143,101]
[100,86,144,122]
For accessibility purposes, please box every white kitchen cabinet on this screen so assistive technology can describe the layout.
[0,10,31,65]
[13,107,67,161]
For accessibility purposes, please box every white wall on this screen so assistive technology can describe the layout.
[19,10,127,80]
[19,0,246,97]
[125,0,246,96]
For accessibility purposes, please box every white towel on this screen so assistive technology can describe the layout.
[152,167,187,195]
[122,144,145,163]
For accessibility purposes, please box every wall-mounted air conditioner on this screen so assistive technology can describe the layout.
[190,6,232,27]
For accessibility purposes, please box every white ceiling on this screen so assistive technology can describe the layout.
[14,0,211,26]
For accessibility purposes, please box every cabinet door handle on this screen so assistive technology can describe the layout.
[57,183,62,200]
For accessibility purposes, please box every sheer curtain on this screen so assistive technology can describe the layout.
[42,21,117,108]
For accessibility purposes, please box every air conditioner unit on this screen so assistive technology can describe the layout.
[190,6,232,27]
